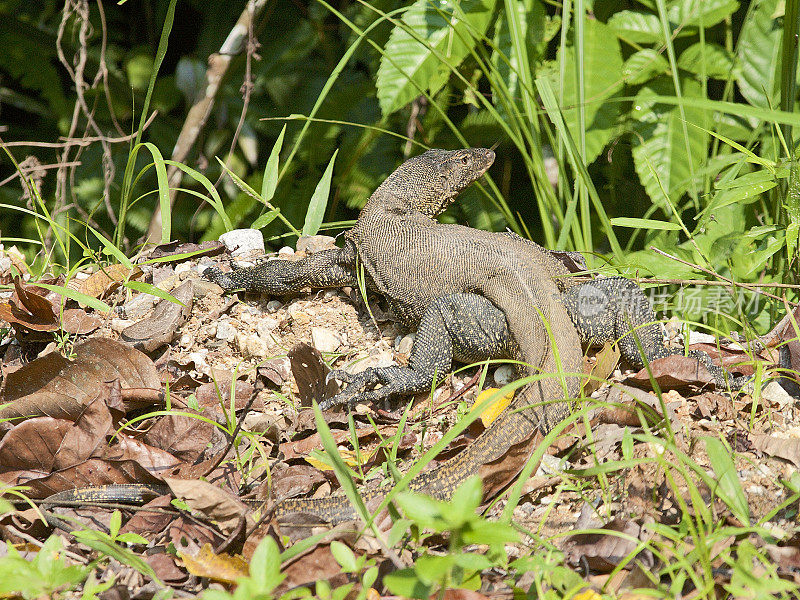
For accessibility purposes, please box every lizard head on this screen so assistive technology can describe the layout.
[388,148,495,216]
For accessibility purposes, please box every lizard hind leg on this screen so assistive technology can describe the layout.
[320,293,511,410]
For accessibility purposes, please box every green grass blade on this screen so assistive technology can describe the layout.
[303,150,338,237]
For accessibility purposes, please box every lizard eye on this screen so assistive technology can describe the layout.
[460,155,469,165]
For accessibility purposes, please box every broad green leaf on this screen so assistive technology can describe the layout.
[669,0,739,28]
[376,0,495,116]
[678,42,735,78]
[248,537,285,593]
[250,209,280,230]
[610,217,682,230]
[607,10,663,43]
[704,436,750,524]
[622,49,669,85]
[383,567,430,599]
[550,19,623,163]
[705,180,777,214]
[631,77,708,205]
[736,0,782,108]
[715,168,781,190]
[609,1,738,44]
[330,541,358,572]
[302,149,338,236]
[261,125,285,203]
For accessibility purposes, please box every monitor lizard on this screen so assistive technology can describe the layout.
[44,149,747,526]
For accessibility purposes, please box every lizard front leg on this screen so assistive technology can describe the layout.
[204,246,356,294]
[321,293,511,410]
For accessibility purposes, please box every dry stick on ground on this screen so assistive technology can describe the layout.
[649,246,798,307]
[145,0,269,245]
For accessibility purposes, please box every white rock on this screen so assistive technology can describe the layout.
[397,334,415,355]
[266,300,282,313]
[219,229,265,257]
[688,331,716,345]
[188,349,209,370]
[311,327,342,353]
[179,332,193,348]
[761,380,795,407]
[345,349,395,374]
[237,332,269,358]
[535,454,570,477]
[494,364,516,386]
[122,293,156,320]
[215,320,237,341]
[110,318,134,333]
[278,246,294,256]
[174,262,192,275]
[256,318,279,338]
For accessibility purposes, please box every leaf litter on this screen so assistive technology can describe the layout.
[0,241,798,597]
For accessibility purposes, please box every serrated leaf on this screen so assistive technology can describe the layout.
[736,0,782,108]
[302,149,337,236]
[622,49,670,85]
[678,42,734,78]
[549,19,623,163]
[631,77,708,205]
[376,0,495,116]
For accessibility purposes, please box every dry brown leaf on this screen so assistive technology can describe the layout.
[289,343,339,406]
[78,264,142,300]
[564,518,654,573]
[625,354,714,390]
[584,341,620,396]
[164,477,251,536]
[749,433,800,468]
[0,337,160,421]
[120,280,194,352]
[0,277,58,331]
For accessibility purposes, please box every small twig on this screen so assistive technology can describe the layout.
[635,277,800,290]
[200,390,259,479]
[649,246,798,306]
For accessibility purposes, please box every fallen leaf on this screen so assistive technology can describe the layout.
[164,477,251,536]
[625,354,714,390]
[120,280,194,352]
[564,518,655,573]
[584,341,620,396]
[470,388,512,427]
[179,543,248,585]
[0,337,160,421]
[78,264,142,300]
[289,343,338,406]
[749,433,800,468]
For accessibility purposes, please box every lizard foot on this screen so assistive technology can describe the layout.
[202,266,237,291]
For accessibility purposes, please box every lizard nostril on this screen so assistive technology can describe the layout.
[485,149,495,163]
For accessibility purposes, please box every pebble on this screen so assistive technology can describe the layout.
[345,349,395,374]
[219,229,265,257]
[237,332,269,358]
[747,484,765,496]
[121,294,156,320]
[494,364,515,386]
[256,318,279,338]
[278,246,294,256]
[215,320,237,342]
[688,331,716,345]
[761,380,795,407]
[178,332,193,348]
[535,453,570,477]
[291,311,310,326]
[192,278,223,297]
[110,318,134,333]
[311,327,342,353]
[188,349,209,370]
[396,334,415,355]
[266,300,282,313]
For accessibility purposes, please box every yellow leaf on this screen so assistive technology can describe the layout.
[305,447,376,470]
[570,590,602,600]
[179,543,248,585]
[470,388,513,426]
